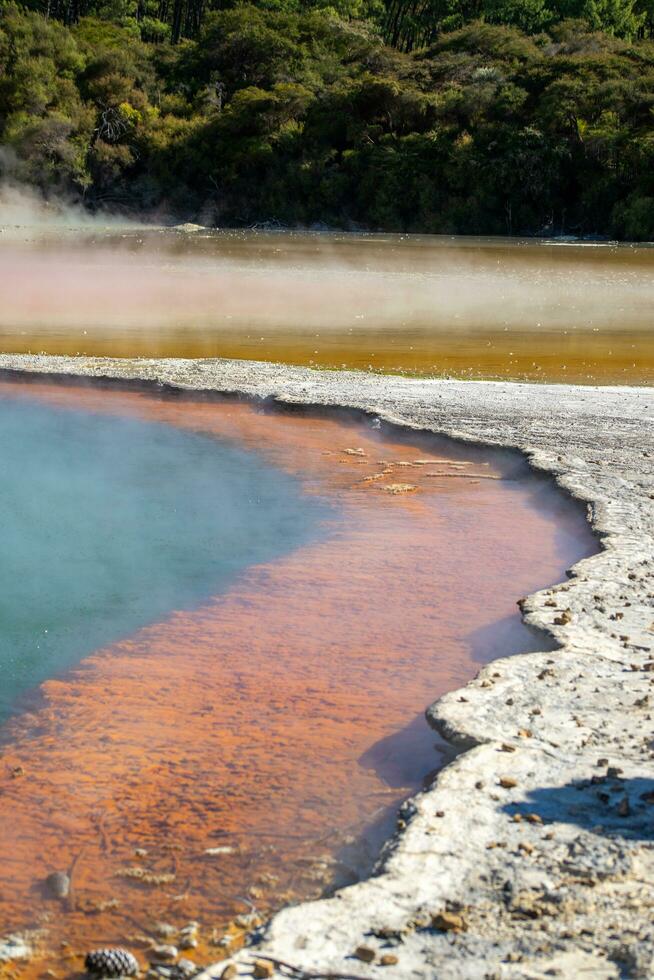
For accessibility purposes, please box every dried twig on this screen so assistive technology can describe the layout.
[94,810,111,854]
[423,472,505,480]
[251,955,369,980]
[66,846,86,912]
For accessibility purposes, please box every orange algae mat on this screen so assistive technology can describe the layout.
[0,380,594,977]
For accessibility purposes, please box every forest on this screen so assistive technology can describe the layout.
[2,0,654,236]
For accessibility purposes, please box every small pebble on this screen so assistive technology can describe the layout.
[431,911,467,933]
[617,797,631,817]
[149,945,178,963]
[45,871,70,899]
[178,961,198,974]
[252,960,274,978]
[354,945,376,963]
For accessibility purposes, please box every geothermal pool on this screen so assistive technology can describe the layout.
[0,229,653,384]
[0,398,326,721]
[0,378,596,977]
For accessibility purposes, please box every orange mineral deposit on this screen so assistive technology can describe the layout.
[0,379,595,977]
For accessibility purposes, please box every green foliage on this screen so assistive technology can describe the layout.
[0,4,92,187]
[483,0,551,33]
[188,7,306,92]
[550,0,643,36]
[2,0,654,234]
[612,193,654,238]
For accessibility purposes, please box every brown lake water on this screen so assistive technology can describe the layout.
[0,378,596,978]
[0,230,652,383]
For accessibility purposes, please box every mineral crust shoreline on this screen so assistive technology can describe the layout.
[0,354,652,980]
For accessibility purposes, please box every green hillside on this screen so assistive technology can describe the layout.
[2,0,654,235]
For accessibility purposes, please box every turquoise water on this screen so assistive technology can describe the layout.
[0,398,328,721]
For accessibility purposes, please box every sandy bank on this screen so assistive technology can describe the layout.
[0,354,652,979]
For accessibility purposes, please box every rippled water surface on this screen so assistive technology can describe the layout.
[0,229,652,383]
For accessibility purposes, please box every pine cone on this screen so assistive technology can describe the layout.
[85,948,139,977]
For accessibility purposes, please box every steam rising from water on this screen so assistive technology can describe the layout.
[0,188,652,380]
[1,229,652,332]
[0,394,326,721]
[0,157,144,232]
[0,181,98,231]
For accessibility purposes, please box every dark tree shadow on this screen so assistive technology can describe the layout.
[318,716,453,890]
[503,775,654,841]
[358,712,451,789]
[465,612,558,666]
